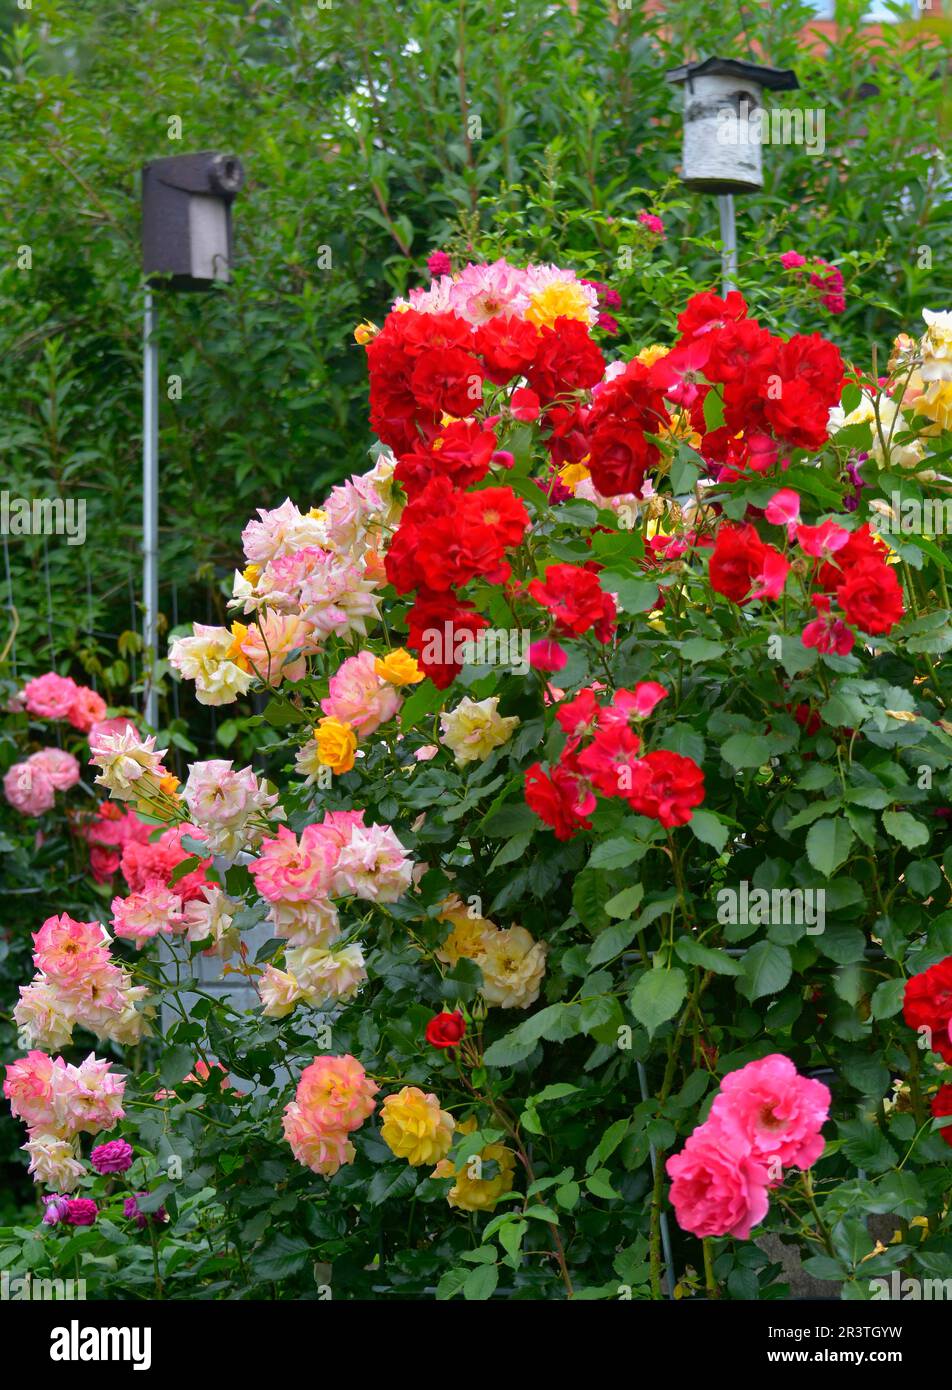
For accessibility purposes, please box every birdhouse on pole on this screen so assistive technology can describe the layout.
[665,57,799,195]
[142,151,244,291]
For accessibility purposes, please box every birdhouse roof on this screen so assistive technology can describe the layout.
[665,57,799,92]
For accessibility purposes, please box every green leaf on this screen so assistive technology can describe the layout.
[688,809,728,853]
[721,733,773,770]
[604,883,644,919]
[629,967,687,1036]
[159,1045,196,1089]
[588,920,638,966]
[805,816,854,876]
[738,941,792,1001]
[680,637,726,663]
[588,835,646,869]
[463,1263,499,1301]
[870,978,906,1020]
[674,937,743,975]
[168,854,201,886]
[882,810,930,849]
[253,1234,310,1283]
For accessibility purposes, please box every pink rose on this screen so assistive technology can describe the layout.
[22,672,79,720]
[709,1053,831,1170]
[28,747,80,792]
[3,760,55,816]
[321,651,401,736]
[666,1120,771,1239]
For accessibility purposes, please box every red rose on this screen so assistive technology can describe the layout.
[931,1084,952,1148]
[425,1011,466,1048]
[708,524,769,603]
[395,421,497,499]
[676,290,748,341]
[577,723,643,798]
[475,315,539,385]
[406,593,490,689]
[763,377,831,451]
[587,420,657,497]
[411,348,486,418]
[816,523,889,590]
[524,757,594,840]
[705,319,777,384]
[65,1198,98,1227]
[903,957,952,1064]
[837,559,904,635]
[463,487,529,553]
[511,387,541,422]
[625,750,705,829]
[526,317,605,403]
[527,563,616,642]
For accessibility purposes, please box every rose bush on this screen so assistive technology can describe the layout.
[3,259,952,1301]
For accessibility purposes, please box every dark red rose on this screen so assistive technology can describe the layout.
[425,1011,466,1048]
[708,524,769,603]
[411,348,486,418]
[587,420,657,497]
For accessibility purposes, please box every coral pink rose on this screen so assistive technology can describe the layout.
[666,1120,771,1239]
[67,686,107,732]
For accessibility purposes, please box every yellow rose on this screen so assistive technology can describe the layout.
[439,696,520,767]
[315,717,357,774]
[432,1118,516,1212]
[557,460,591,493]
[374,648,424,687]
[479,925,547,1009]
[435,907,493,967]
[636,343,669,367]
[226,622,253,674]
[353,320,378,345]
[380,1086,455,1165]
[525,280,593,329]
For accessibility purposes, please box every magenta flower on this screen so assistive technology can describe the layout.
[426,250,452,278]
[638,211,664,236]
[64,1198,98,1227]
[90,1139,135,1175]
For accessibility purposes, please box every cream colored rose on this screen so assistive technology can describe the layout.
[920,309,952,382]
[479,925,547,1009]
[439,696,519,767]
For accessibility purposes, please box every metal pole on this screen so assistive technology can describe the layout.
[717,193,737,296]
[143,288,159,730]
[637,1060,677,1299]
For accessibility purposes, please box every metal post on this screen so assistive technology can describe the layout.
[142,288,159,731]
[717,193,738,297]
[637,1060,677,1298]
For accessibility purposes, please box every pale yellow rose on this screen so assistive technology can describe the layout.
[480,925,547,1009]
[439,696,519,767]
